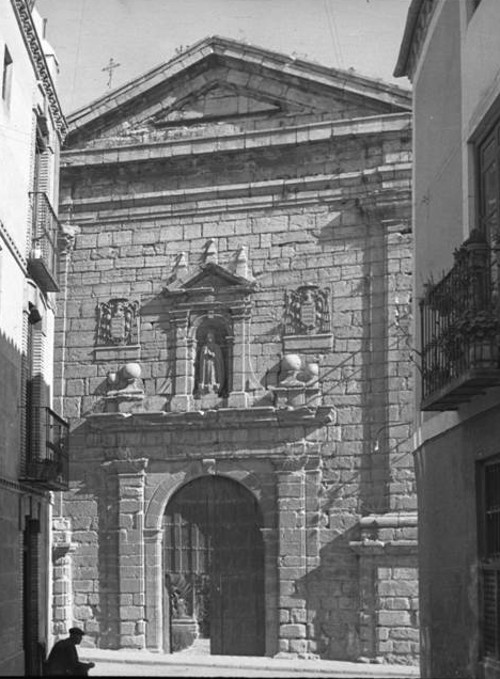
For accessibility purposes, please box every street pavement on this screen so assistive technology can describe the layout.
[79,644,421,678]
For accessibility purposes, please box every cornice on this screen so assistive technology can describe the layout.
[61,112,412,168]
[394,0,437,80]
[0,474,47,496]
[10,0,68,140]
[60,165,412,224]
[86,405,335,432]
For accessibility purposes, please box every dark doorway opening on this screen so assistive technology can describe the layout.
[23,517,41,676]
[163,475,265,656]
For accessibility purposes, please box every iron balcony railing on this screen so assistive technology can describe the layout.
[420,232,500,410]
[23,407,69,490]
[28,191,63,292]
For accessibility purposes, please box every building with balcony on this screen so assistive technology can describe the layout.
[395,1,500,678]
[0,0,68,675]
[54,36,419,664]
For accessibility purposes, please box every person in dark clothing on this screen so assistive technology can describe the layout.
[45,628,95,676]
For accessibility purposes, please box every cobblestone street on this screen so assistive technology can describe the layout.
[80,642,420,678]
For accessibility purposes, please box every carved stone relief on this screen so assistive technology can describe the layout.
[98,298,139,346]
[284,283,330,335]
[283,284,332,353]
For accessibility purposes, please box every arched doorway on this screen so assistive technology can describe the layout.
[163,475,265,656]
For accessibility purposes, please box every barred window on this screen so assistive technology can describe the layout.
[479,456,500,660]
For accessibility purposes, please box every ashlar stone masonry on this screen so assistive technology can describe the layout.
[54,37,418,664]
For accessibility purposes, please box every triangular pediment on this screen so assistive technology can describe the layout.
[66,36,411,147]
[165,262,256,296]
[152,82,283,126]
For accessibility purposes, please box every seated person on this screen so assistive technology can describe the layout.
[45,628,95,676]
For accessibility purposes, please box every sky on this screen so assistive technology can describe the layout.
[36,0,412,115]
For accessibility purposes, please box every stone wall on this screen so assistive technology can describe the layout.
[55,99,417,663]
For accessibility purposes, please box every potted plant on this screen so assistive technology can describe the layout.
[455,309,500,365]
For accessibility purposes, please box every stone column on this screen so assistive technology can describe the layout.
[113,458,148,649]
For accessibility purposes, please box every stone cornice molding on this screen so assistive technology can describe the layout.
[10,0,68,140]
[102,458,149,475]
[61,166,411,224]
[350,512,418,555]
[359,512,418,529]
[349,539,418,555]
[61,112,411,168]
[86,405,335,432]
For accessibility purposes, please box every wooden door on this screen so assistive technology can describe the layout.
[164,476,265,656]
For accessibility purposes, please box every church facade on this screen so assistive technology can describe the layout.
[54,37,418,663]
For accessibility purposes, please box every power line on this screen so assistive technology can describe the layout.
[323,0,344,69]
[69,0,87,111]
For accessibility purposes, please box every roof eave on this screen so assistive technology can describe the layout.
[394,0,425,78]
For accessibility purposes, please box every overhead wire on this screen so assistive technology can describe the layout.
[69,0,87,111]
[323,0,344,69]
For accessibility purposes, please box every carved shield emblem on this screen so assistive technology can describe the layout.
[98,298,139,345]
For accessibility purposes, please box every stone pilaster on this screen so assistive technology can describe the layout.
[349,513,419,663]
[261,527,279,656]
[112,458,148,649]
[143,527,164,652]
[227,302,252,408]
[274,455,308,655]
[51,517,77,636]
[169,311,193,412]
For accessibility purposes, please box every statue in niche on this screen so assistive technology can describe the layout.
[196,331,225,396]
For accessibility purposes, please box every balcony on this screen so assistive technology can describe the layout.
[22,408,69,490]
[28,192,63,292]
[420,232,500,411]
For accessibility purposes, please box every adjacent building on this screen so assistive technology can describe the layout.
[395,1,500,677]
[0,0,68,675]
[55,36,418,663]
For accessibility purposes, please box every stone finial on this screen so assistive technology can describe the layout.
[235,246,248,278]
[279,354,303,385]
[204,239,218,264]
[106,363,144,398]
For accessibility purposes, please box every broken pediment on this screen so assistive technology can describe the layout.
[166,263,256,296]
[65,36,411,147]
[164,244,256,301]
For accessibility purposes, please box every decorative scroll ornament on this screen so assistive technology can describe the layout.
[284,284,330,335]
[98,298,139,345]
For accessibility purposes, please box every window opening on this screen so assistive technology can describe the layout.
[2,46,13,106]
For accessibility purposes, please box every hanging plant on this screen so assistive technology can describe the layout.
[455,309,500,340]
